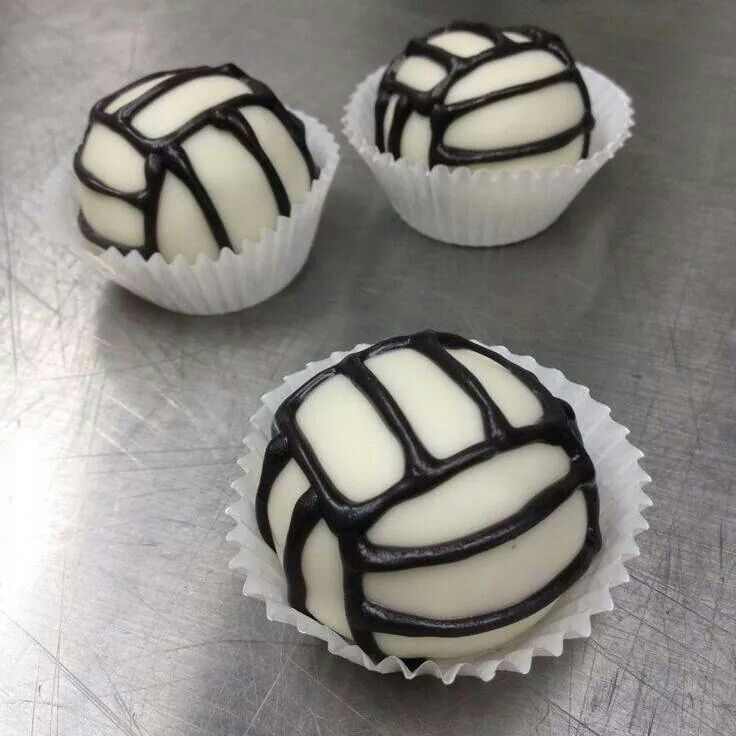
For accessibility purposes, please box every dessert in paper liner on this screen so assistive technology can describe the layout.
[227,340,651,683]
[342,65,634,247]
[41,112,339,315]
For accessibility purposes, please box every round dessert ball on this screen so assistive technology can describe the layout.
[74,63,319,263]
[256,330,601,663]
[375,22,594,172]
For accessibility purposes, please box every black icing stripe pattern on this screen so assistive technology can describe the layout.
[74,63,319,259]
[375,22,594,168]
[255,330,601,665]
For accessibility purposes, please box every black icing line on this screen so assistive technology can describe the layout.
[434,117,592,167]
[77,210,140,256]
[354,468,600,645]
[273,331,583,534]
[375,21,594,167]
[271,331,516,533]
[341,353,431,470]
[352,460,596,572]
[255,330,601,662]
[347,369,597,573]
[410,331,511,442]
[254,434,291,551]
[339,536,384,659]
[282,489,321,613]
[212,108,291,217]
[74,63,318,259]
[164,142,232,248]
[358,531,600,638]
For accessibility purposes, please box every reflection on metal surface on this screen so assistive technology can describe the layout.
[0,431,56,615]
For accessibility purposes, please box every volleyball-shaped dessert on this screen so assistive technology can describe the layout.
[375,22,594,172]
[256,330,600,663]
[74,63,319,263]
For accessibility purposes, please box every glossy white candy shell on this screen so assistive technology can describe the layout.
[342,64,634,247]
[387,48,583,168]
[41,112,340,315]
[227,341,652,683]
[268,347,585,654]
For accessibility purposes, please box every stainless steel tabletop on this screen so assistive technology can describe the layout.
[1,1,735,734]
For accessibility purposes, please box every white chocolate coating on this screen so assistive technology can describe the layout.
[132,76,252,138]
[296,374,405,503]
[266,463,351,638]
[104,73,173,113]
[267,345,592,659]
[367,443,570,547]
[395,56,446,91]
[448,347,542,426]
[242,106,312,206]
[267,459,309,556]
[444,51,566,104]
[444,83,584,151]
[365,348,484,459]
[182,125,278,245]
[428,30,494,57]
[382,29,588,172]
[302,522,352,639]
[364,491,587,618]
[78,185,144,247]
[81,124,146,191]
[76,70,313,263]
[375,603,551,660]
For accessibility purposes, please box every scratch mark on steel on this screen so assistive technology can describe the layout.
[627,670,646,733]
[0,610,140,736]
[287,657,378,731]
[587,637,721,733]
[579,647,599,716]
[309,708,323,736]
[101,392,157,427]
[51,552,66,736]
[93,648,149,736]
[93,429,144,467]
[30,648,42,736]
[629,571,735,636]
[241,661,287,736]
[524,681,603,736]
[0,188,19,379]
[608,668,620,710]
[615,600,733,677]
[0,266,60,315]
[646,701,658,736]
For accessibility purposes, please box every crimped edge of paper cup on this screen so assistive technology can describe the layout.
[41,111,340,315]
[342,64,634,182]
[226,340,652,684]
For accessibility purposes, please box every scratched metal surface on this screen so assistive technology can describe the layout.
[1,0,735,734]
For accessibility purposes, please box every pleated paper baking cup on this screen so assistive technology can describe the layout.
[342,65,634,247]
[41,112,339,315]
[227,340,651,683]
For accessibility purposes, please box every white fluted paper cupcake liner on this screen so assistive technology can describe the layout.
[226,340,652,683]
[343,65,634,247]
[41,112,339,315]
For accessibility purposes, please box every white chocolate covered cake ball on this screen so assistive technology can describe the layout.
[256,330,600,663]
[375,22,594,172]
[74,64,318,263]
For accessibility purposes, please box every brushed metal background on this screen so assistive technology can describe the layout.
[0,1,734,734]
